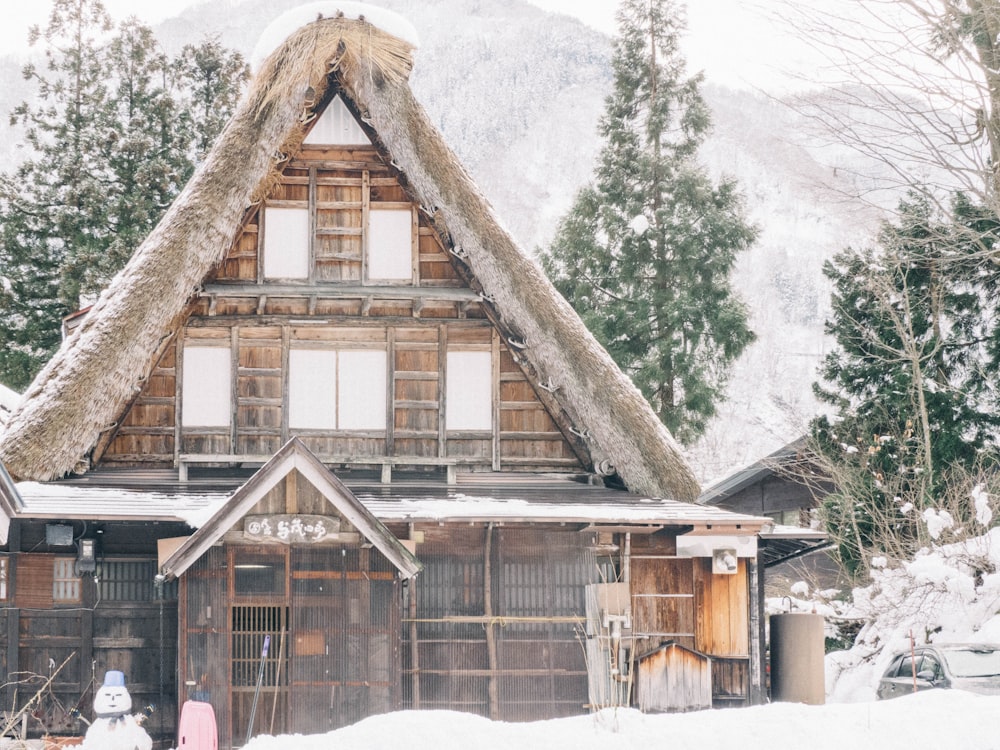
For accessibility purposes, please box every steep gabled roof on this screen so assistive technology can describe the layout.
[0,11,698,500]
[159,437,422,580]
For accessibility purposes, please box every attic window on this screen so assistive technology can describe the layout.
[445,350,492,431]
[367,208,414,282]
[303,96,370,146]
[182,346,232,427]
[288,348,387,430]
[263,207,310,280]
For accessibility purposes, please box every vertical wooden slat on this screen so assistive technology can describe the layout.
[230,327,239,456]
[361,170,370,282]
[285,471,298,515]
[281,325,290,444]
[386,327,396,459]
[308,166,317,284]
[174,341,184,469]
[437,325,447,458]
[410,205,419,284]
[491,330,500,471]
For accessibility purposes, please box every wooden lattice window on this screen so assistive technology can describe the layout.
[99,558,177,601]
[53,557,81,603]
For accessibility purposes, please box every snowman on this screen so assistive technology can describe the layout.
[80,670,153,750]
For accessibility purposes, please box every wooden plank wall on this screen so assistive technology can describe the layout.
[104,321,580,471]
[3,585,177,741]
[629,534,752,706]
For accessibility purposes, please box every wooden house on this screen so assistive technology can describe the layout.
[698,439,835,595]
[0,8,770,746]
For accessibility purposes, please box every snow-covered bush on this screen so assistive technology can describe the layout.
[825,525,1000,701]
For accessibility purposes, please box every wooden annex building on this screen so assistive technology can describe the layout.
[0,7,772,747]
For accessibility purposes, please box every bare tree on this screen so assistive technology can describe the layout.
[777,0,1000,223]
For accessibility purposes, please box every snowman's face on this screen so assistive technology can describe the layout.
[94,684,133,715]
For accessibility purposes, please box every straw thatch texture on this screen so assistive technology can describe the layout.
[0,15,699,500]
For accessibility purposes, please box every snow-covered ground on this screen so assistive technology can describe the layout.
[236,694,998,750]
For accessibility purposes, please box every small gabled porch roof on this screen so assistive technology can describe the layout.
[158,437,422,581]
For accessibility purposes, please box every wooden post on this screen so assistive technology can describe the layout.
[408,528,420,708]
[748,557,765,705]
[483,523,499,719]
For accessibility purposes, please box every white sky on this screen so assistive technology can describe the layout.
[0,0,810,93]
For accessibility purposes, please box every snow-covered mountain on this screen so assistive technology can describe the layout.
[0,0,889,484]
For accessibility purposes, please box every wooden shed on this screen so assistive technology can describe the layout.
[636,642,712,712]
[0,7,770,746]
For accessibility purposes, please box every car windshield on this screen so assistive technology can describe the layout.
[941,647,1000,678]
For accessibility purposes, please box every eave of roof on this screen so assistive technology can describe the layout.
[14,472,766,532]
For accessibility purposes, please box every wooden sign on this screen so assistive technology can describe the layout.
[243,515,342,544]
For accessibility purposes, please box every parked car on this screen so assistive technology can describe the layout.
[877,644,1000,699]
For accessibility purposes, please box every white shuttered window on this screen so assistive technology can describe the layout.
[446,351,492,431]
[263,207,310,280]
[368,208,413,281]
[289,349,386,430]
[182,346,232,427]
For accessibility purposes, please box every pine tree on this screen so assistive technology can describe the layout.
[811,193,1000,575]
[0,0,248,390]
[0,0,112,388]
[540,0,756,444]
[174,37,249,160]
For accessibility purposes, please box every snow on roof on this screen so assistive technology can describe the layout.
[14,481,228,527]
[251,2,420,68]
[14,479,767,530]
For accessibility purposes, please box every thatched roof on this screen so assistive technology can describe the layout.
[0,13,699,501]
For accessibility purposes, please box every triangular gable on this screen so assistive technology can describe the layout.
[304,95,370,145]
[159,437,422,580]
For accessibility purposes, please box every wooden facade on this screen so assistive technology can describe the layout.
[0,14,770,748]
[98,136,581,478]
